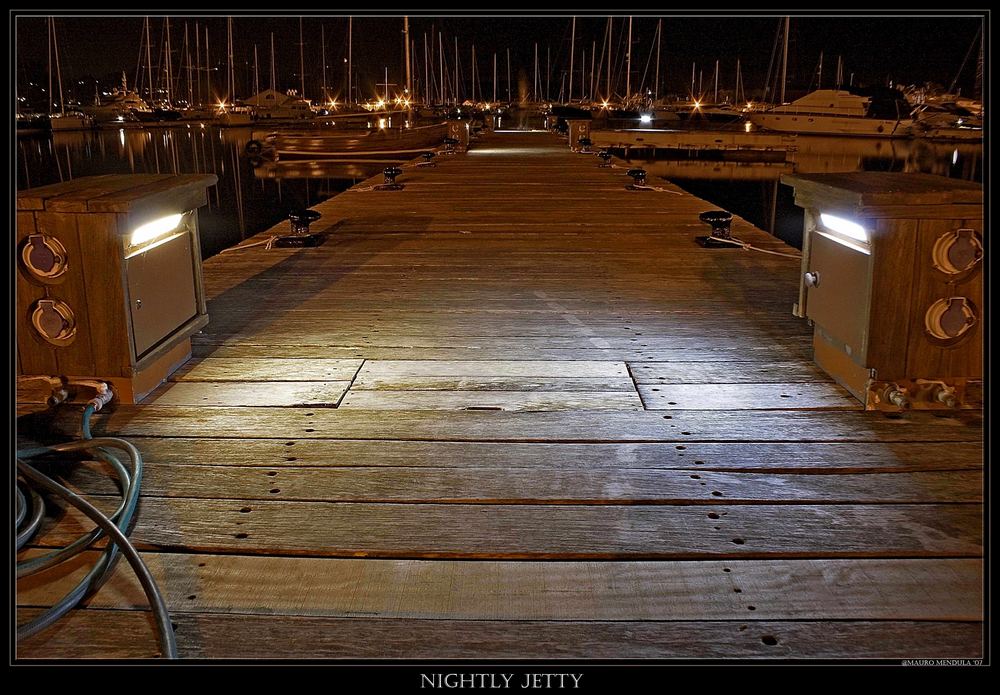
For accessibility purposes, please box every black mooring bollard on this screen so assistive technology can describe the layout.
[442,137,459,154]
[377,166,405,191]
[626,168,648,189]
[288,209,322,235]
[597,150,613,167]
[577,137,593,153]
[696,210,736,248]
[420,151,437,166]
[275,209,324,247]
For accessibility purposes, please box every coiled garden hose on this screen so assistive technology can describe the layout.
[15,404,177,659]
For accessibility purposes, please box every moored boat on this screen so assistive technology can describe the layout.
[751,88,913,138]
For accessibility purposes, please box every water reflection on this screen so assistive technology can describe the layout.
[17,126,368,257]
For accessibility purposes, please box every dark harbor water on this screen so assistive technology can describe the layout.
[16,126,387,258]
[621,134,982,249]
[17,124,982,256]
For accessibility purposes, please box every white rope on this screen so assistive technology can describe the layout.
[709,236,802,259]
[219,236,280,253]
[629,182,683,195]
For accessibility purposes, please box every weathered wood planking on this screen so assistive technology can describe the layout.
[60,463,983,504]
[338,390,644,411]
[117,437,985,473]
[17,552,982,622]
[145,381,353,407]
[16,609,983,659]
[357,359,629,377]
[39,407,981,442]
[352,375,638,392]
[32,498,982,558]
[172,357,363,382]
[630,361,833,384]
[637,383,861,410]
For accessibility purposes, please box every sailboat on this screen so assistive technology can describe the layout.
[45,17,94,131]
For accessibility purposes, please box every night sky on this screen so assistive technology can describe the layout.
[15,12,985,104]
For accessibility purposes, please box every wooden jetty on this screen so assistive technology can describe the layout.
[17,132,983,660]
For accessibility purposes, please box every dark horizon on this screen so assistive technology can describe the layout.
[14,13,985,107]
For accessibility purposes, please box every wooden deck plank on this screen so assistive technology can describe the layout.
[638,383,861,410]
[38,407,980,442]
[356,359,629,377]
[32,498,982,559]
[352,375,638,391]
[338,390,644,411]
[61,464,983,504]
[16,609,983,659]
[144,381,353,407]
[17,552,982,622]
[115,438,985,473]
[172,357,363,382]
[631,361,833,383]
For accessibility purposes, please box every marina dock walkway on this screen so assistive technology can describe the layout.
[18,131,982,659]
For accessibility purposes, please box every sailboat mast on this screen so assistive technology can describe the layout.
[534,43,538,102]
[404,17,411,98]
[568,16,575,103]
[714,59,719,103]
[454,36,459,103]
[590,40,597,101]
[165,18,173,106]
[205,26,211,103]
[254,44,260,97]
[817,50,823,89]
[226,17,233,102]
[471,44,476,102]
[780,16,789,104]
[424,33,430,104]
[736,58,742,104]
[146,18,154,102]
[347,18,352,103]
[195,22,201,105]
[185,23,193,106]
[493,52,497,104]
[439,32,444,105]
[46,18,53,114]
[625,16,632,99]
[321,25,326,100]
[606,18,612,100]
[269,32,276,93]
[506,48,511,103]
[654,19,661,100]
[299,18,305,98]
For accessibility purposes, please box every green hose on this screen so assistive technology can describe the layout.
[15,405,178,659]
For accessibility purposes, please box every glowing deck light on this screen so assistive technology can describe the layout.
[820,213,868,243]
[693,100,702,109]
[639,114,653,124]
[601,101,610,109]
[130,213,183,248]
[952,149,960,164]
[378,118,388,129]
[744,121,752,133]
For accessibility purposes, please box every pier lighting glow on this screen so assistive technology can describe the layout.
[639,114,653,124]
[693,100,702,110]
[820,213,868,243]
[601,100,610,109]
[130,213,183,248]
[953,149,959,164]
[378,118,388,129]
[744,121,752,132]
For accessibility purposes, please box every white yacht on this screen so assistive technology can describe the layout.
[751,88,913,138]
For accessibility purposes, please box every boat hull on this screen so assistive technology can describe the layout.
[751,114,910,138]
[264,123,450,160]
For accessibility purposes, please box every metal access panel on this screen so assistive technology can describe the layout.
[126,232,198,358]
[804,231,872,360]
